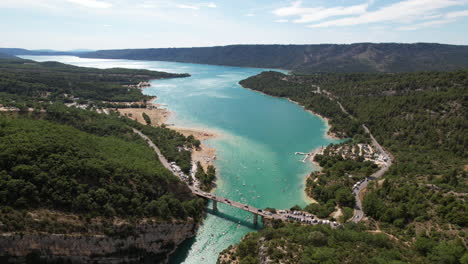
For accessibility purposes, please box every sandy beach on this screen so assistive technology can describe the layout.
[172,126,218,171]
[117,107,170,126]
[308,146,325,168]
[301,146,327,204]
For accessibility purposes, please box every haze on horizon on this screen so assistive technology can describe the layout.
[1,0,468,50]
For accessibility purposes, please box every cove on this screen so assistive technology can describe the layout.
[21,55,338,264]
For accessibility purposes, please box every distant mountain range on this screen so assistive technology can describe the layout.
[0,48,94,56]
[3,43,468,73]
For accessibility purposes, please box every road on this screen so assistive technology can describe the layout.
[132,128,173,171]
[350,126,392,222]
[189,187,277,219]
[318,89,393,223]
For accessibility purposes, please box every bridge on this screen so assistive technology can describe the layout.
[189,187,278,225]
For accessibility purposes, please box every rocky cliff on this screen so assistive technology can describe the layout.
[0,219,197,264]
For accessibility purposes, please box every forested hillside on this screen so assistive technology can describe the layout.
[0,58,189,102]
[62,43,468,73]
[221,223,466,264]
[0,58,204,262]
[235,70,468,263]
[0,58,201,226]
[0,115,205,228]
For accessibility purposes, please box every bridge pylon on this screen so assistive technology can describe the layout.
[253,214,258,225]
[213,200,218,211]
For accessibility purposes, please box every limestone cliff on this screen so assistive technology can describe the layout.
[0,219,197,263]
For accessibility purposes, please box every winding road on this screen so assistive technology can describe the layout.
[319,89,394,223]
[132,128,174,171]
[350,125,393,222]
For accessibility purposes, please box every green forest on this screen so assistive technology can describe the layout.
[304,143,378,220]
[238,69,467,263]
[0,115,205,233]
[221,223,467,264]
[0,58,204,237]
[0,58,189,102]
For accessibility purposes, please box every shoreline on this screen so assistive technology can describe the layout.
[117,105,170,126]
[307,146,325,169]
[171,126,219,171]
[302,146,326,204]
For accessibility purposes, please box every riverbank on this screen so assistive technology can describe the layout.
[172,126,218,171]
[307,146,325,169]
[302,146,326,205]
[117,106,170,126]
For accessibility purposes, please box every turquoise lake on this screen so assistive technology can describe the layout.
[21,56,337,264]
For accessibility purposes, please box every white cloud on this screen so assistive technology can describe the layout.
[67,0,112,9]
[176,4,199,10]
[398,18,454,30]
[275,19,289,23]
[245,13,255,17]
[0,0,59,9]
[273,1,368,23]
[446,9,468,18]
[308,0,466,28]
[206,2,217,8]
[398,9,468,30]
[176,2,217,10]
[369,25,386,31]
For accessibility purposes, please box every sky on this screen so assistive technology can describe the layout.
[1,0,468,50]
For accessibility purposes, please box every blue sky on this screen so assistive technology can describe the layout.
[1,0,468,50]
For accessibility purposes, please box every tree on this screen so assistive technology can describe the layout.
[429,241,466,264]
[335,187,355,207]
[142,112,151,125]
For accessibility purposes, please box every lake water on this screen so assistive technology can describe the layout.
[21,56,337,264]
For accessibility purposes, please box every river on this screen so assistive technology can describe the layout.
[20,55,337,264]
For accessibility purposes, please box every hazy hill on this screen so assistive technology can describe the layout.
[75,43,468,73]
[0,48,80,56]
[0,52,17,59]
